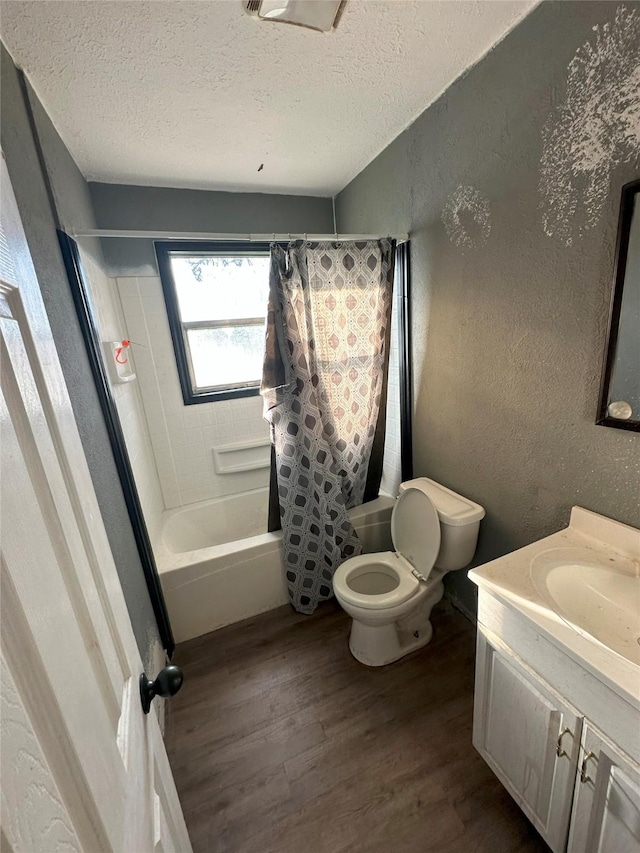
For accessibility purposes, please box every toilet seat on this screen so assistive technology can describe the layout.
[391,484,441,580]
[334,552,420,610]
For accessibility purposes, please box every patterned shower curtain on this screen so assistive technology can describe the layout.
[261,239,395,614]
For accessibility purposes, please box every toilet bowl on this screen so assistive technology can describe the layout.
[333,477,485,666]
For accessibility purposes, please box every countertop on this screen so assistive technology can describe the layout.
[469,506,640,711]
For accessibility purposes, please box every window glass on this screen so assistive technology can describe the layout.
[170,255,270,322]
[158,244,271,403]
[187,325,266,391]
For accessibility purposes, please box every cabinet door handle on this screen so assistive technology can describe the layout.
[556,727,573,758]
[580,751,596,783]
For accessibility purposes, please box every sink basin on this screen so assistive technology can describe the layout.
[531,547,640,666]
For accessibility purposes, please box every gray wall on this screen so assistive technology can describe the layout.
[1,43,161,670]
[336,1,640,616]
[89,182,334,276]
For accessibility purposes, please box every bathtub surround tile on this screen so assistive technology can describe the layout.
[136,276,162,298]
[234,420,250,439]
[179,472,209,493]
[143,407,164,433]
[217,418,235,438]
[201,426,219,445]
[184,455,207,473]
[170,444,195,465]
[116,274,271,509]
[165,603,550,853]
[199,407,218,426]
[77,247,166,544]
[184,426,204,447]
[163,491,182,510]
[176,477,205,497]
[118,294,178,512]
[165,413,184,434]
[150,432,170,454]
[159,471,180,496]
[182,408,202,429]
[156,458,181,482]
[118,295,144,322]
[179,487,213,506]
[182,456,208,476]
[166,434,186,456]
[218,404,233,435]
[158,385,183,411]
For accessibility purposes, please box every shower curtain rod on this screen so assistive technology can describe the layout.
[71,228,409,244]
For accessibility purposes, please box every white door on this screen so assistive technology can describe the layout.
[473,628,582,853]
[568,722,640,853]
[0,157,192,852]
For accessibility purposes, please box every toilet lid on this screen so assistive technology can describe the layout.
[391,485,441,580]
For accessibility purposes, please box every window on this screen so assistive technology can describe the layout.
[156,241,271,404]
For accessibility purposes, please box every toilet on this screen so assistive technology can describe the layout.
[333,477,485,666]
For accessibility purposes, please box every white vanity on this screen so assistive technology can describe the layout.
[469,507,640,853]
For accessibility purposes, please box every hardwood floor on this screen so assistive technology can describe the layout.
[165,601,550,853]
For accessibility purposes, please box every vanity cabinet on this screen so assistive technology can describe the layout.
[568,723,640,853]
[473,630,582,852]
[472,592,640,853]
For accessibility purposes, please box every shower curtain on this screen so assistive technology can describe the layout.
[261,239,395,614]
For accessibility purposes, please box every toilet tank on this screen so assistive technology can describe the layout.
[399,477,485,571]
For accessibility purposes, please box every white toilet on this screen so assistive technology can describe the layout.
[333,477,485,666]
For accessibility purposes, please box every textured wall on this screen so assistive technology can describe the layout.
[1,43,162,671]
[89,182,334,276]
[336,1,640,616]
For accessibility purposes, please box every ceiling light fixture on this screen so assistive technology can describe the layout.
[243,0,346,33]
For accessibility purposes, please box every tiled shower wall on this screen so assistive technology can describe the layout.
[116,276,270,509]
[78,243,165,542]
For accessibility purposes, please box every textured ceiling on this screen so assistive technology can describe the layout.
[1,0,538,196]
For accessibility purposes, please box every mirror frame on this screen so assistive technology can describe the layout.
[596,178,640,432]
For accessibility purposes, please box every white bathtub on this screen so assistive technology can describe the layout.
[156,488,394,643]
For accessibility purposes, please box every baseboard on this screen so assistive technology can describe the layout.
[443,590,477,625]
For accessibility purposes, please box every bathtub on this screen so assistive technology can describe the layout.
[156,488,395,643]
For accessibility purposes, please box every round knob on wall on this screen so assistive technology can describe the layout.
[140,665,184,714]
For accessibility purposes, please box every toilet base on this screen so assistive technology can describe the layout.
[349,619,433,667]
[347,579,444,666]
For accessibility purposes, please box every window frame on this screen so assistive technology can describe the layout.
[155,240,273,405]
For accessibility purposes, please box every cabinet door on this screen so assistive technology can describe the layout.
[473,629,582,853]
[568,723,640,853]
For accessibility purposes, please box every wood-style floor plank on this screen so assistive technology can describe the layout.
[165,600,550,853]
